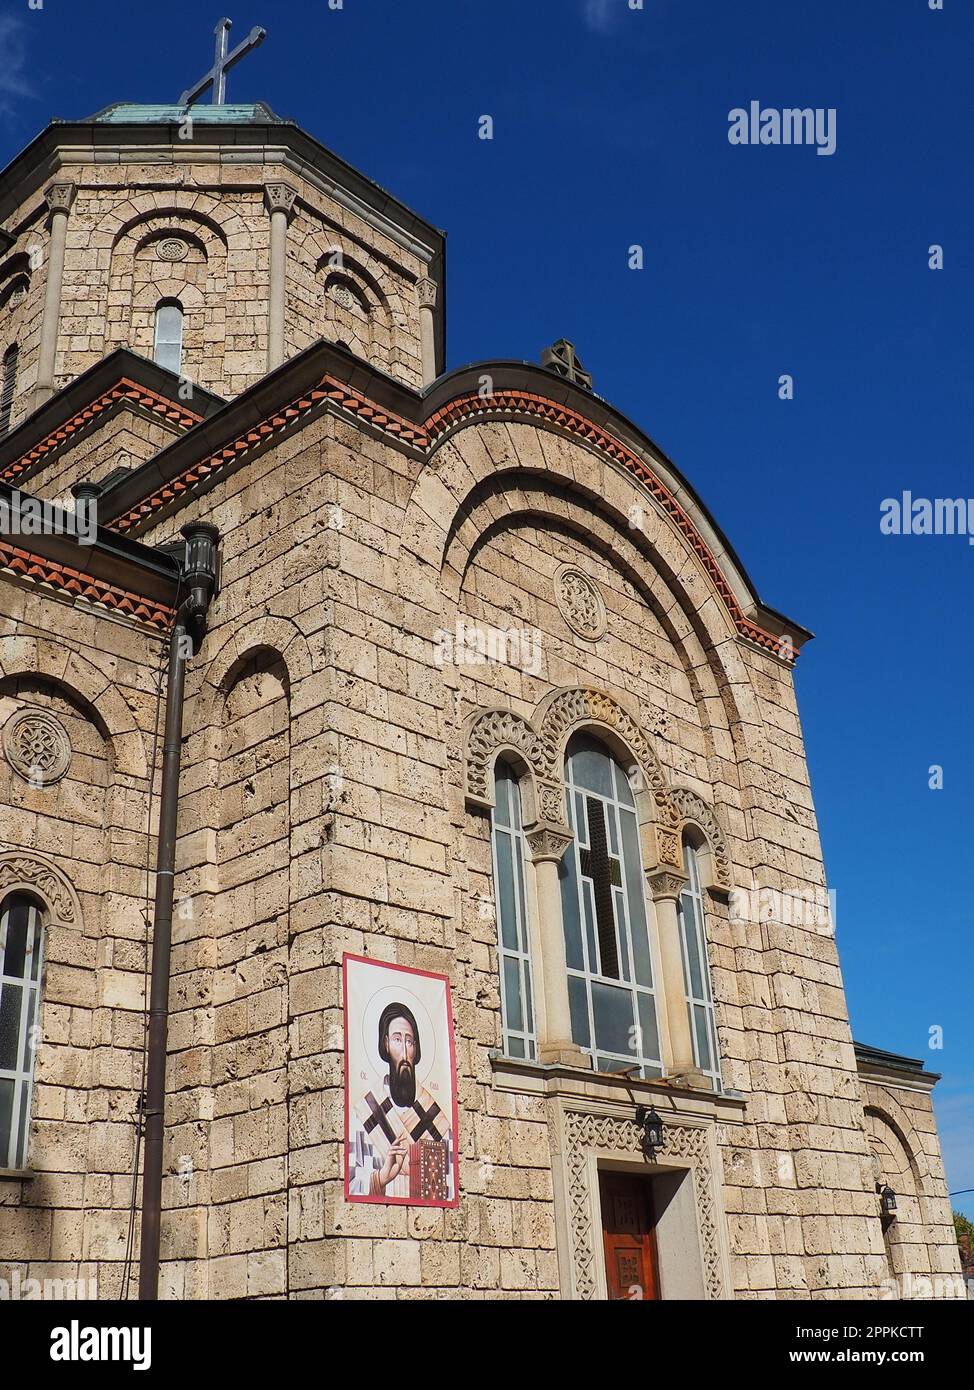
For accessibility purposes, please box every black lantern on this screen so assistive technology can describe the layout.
[635,1105,665,1159]
[878,1183,897,1218]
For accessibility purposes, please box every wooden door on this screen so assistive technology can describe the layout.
[599,1171,660,1300]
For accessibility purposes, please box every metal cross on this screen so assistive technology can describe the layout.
[180,17,267,106]
[579,797,623,979]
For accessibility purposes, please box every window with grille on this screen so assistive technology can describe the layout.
[0,343,18,435]
[0,893,44,1170]
[677,839,722,1090]
[490,762,536,1059]
[153,300,184,374]
[558,734,663,1077]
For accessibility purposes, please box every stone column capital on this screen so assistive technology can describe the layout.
[44,182,77,215]
[417,276,438,310]
[646,868,688,903]
[264,182,298,219]
[525,820,573,865]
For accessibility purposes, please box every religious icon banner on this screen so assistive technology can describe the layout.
[343,954,460,1207]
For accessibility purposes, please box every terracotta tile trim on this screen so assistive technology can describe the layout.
[0,378,202,486]
[425,390,795,662]
[0,539,173,630]
[110,374,430,534]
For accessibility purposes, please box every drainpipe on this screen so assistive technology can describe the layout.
[139,521,220,1302]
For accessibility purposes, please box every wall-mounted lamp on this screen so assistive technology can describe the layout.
[635,1105,665,1159]
[878,1183,897,1219]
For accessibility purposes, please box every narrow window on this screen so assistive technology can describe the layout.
[490,762,536,1058]
[153,300,183,374]
[0,343,18,435]
[559,734,662,1077]
[677,839,722,1089]
[0,893,44,1169]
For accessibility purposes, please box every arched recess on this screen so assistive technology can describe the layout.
[403,422,750,759]
[0,636,149,780]
[535,687,680,868]
[0,850,81,928]
[463,707,545,816]
[193,616,313,745]
[463,685,683,873]
[863,1103,928,1280]
[670,786,732,893]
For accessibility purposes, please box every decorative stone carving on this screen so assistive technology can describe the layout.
[536,687,665,794]
[670,786,732,890]
[44,182,77,215]
[264,182,298,218]
[554,565,607,642]
[647,868,688,902]
[417,277,438,310]
[561,1109,723,1300]
[8,281,27,307]
[331,281,355,310]
[156,236,189,262]
[464,708,547,806]
[3,708,71,785]
[0,852,77,924]
[525,821,573,864]
[536,779,566,824]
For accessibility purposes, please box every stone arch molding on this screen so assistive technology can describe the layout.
[0,850,81,927]
[670,786,732,892]
[0,636,149,779]
[463,686,737,876]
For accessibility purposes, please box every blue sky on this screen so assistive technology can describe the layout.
[1,0,970,1217]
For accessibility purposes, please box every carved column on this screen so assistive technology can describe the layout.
[34,182,76,405]
[264,183,297,371]
[647,868,701,1084]
[417,276,437,385]
[526,821,591,1068]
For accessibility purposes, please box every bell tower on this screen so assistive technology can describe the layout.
[0,21,445,434]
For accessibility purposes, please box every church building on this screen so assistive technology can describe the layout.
[0,71,962,1299]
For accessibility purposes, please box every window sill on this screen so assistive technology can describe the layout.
[0,1168,35,1182]
[489,1050,748,1115]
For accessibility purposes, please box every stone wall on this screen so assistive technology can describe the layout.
[0,378,962,1300]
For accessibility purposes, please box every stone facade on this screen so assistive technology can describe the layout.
[0,105,962,1301]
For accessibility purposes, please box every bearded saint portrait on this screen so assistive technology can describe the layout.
[347,1000,455,1203]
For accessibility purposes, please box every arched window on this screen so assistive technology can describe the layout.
[0,892,44,1169]
[677,838,721,1089]
[153,300,183,374]
[0,343,18,436]
[559,734,662,1077]
[490,762,536,1059]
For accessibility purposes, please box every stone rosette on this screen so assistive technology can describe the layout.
[3,707,72,785]
[554,564,607,641]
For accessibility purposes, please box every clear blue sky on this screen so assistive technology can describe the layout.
[1,0,970,1217]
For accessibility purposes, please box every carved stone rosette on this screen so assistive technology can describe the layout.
[554,565,607,642]
[3,708,72,786]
